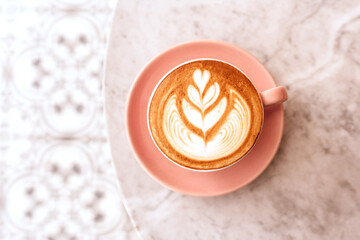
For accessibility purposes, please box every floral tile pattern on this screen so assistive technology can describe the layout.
[0,0,137,239]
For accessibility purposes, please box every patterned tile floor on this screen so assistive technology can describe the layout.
[0,0,137,239]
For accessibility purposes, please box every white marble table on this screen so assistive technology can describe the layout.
[104,1,360,239]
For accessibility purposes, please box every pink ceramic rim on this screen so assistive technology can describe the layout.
[125,40,284,197]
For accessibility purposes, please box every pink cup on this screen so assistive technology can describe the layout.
[147,58,288,172]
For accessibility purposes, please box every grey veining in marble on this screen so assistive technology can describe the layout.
[104,1,360,239]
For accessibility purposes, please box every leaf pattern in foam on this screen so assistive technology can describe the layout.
[187,85,202,109]
[182,99,203,130]
[193,69,210,94]
[204,97,227,131]
[182,69,227,134]
[203,83,220,110]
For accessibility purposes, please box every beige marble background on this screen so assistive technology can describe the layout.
[105,0,360,239]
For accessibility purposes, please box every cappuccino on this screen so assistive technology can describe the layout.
[148,60,263,170]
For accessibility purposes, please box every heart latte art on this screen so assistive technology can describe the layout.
[163,70,250,159]
[148,60,263,170]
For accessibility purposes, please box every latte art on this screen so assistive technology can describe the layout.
[163,70,250,160]
[148,60,263,170]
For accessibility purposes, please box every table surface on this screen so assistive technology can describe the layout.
[104,1,360,239]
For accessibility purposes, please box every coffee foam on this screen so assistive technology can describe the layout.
[148,60,263,170]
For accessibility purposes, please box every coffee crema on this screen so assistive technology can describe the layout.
[148,60,263,170]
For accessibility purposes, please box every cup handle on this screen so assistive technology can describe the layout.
[259,86,288,107]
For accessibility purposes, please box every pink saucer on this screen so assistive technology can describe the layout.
[125,40,284,197]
